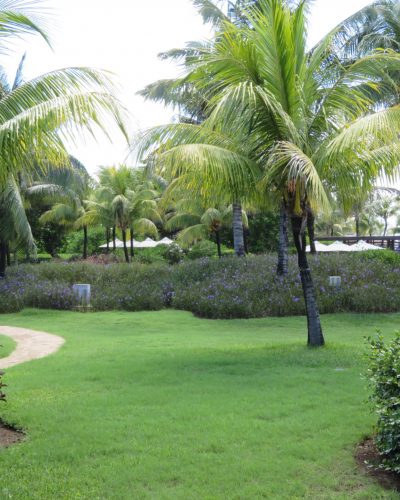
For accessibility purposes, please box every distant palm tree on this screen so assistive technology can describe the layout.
[97,166,162,262]
[166,199,247,257]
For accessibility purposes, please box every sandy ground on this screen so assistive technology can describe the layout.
[0,326,64,369]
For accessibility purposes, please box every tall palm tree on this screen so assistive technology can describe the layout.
[0,42,127,274]
[137,0,400,346]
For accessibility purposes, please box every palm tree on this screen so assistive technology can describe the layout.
[0,175,35,276]
[32,158,92,258]
[166,198,247,257]
[373,195,400,236]
[137,0,400,346]
[97,166,162,263]
[0,45,127,274]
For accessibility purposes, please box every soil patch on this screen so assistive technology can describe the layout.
[355,438,400,492]
[0,421,23,448]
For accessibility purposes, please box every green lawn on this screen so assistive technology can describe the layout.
[0,309,399,499]
[0,335,16,359]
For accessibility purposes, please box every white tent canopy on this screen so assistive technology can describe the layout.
[157,237,174,245]
[99,238,124,248]
[100,237,175,249]
[307,240,385,252]
[306,241,330,253]
[134,238,158,248]
[326,241,353,252]
[350,240,384,251]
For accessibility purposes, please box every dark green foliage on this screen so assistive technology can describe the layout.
[63,226,105,256]
[38,223,67,257]
[246,211,280,253]
[367,333,400,473]
[219,211,280,254]
[26,207,67,257]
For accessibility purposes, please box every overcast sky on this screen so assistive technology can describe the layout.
[5,0,373,174]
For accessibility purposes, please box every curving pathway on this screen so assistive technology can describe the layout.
[0,326,64,369]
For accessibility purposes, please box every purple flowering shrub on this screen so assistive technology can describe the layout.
[0,280,23,313]
[1,252,400,318]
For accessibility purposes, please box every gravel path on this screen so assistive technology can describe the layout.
[0,326,64,369]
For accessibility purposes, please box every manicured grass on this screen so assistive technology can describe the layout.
[0,309,399,499]
[0,335,15,359]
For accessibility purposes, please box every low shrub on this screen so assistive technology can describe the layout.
[186,240,220,260]
[367,333,400,474]
[0,282,23,314]
[357,249,400,266]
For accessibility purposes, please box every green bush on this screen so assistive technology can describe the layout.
[133,246,167,265]
[186,240,219,260]
[63,227,106,256]
[0,290,22,314]
[161,243,184,264]
[367,333,400,473]
[358,249,400,266]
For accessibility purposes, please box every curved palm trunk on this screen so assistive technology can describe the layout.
[112,226,116,250]
[277,202,289,275]
[130,228,134,258]
[0,240,7,278]
[307,206,316,254]
[83,226,88,259]
[215,230,222,258]
[383,218,388,237]
[121,229,130,263]
[291,215,325,347]
[232,201,245,257]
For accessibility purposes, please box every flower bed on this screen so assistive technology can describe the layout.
[1,252,400,318]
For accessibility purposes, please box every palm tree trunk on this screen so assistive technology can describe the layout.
[122,229,129,263]
[112,226,116,250]
[6,244,10,267]
[291,215,325,347]
[83,226,88,259]
[383,218,388,237]
[0,240,7,278]
[106,228,110,252]
[215,230,222,258]
[355,215,360,237]
[277,202,289,275]
[232,201,245,257]
[130,228,134,258]
[307,206,316,254]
